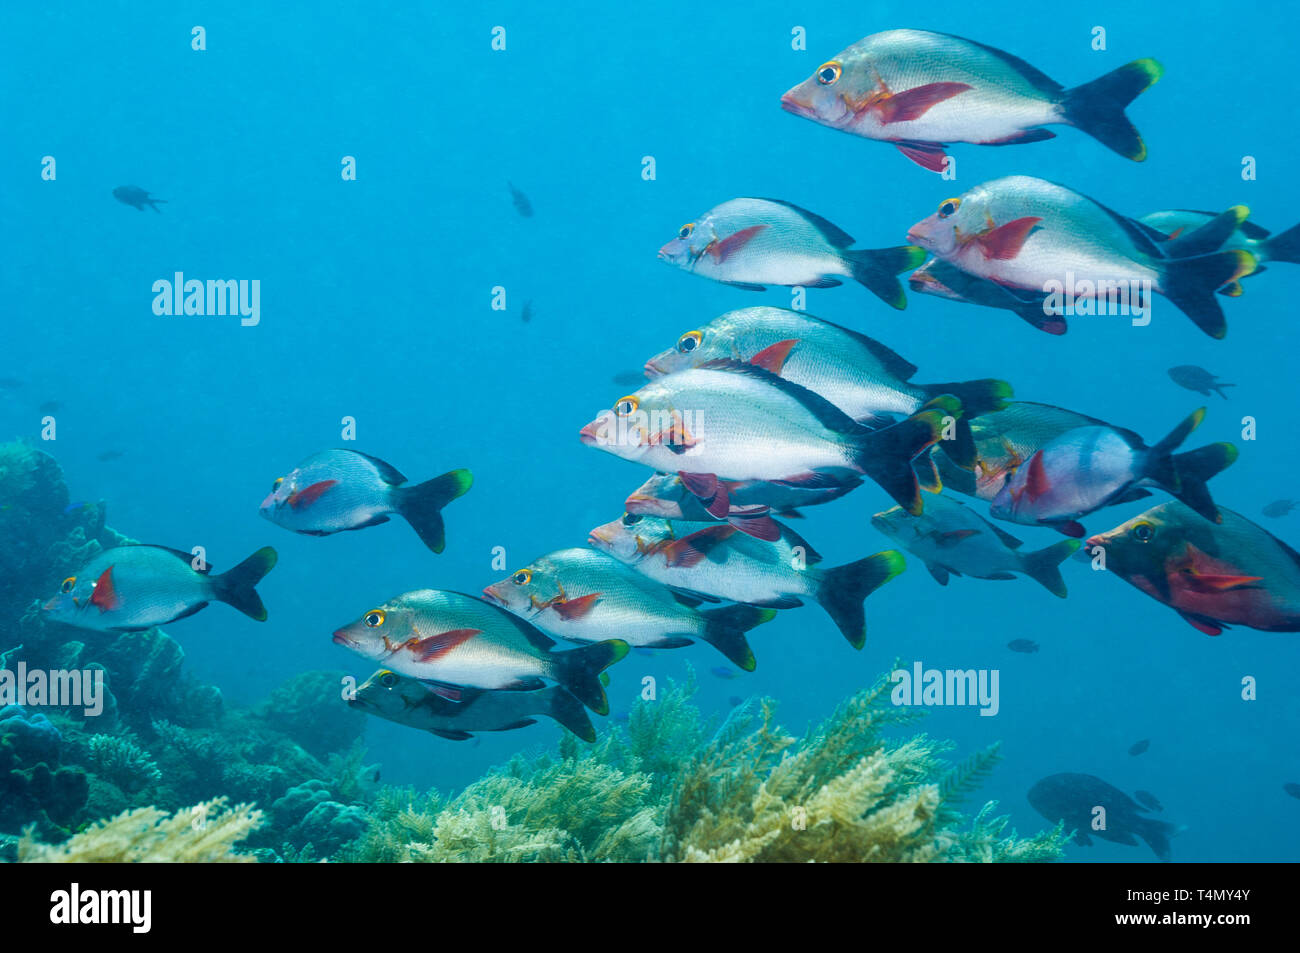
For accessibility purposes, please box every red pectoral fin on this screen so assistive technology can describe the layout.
[931,529,980,547]
[978,217,1042,260]
[708,225,768,263]
[750,339,799,375]
[662,525,737,568]
[90,566,121,612]
[551,592,601,620]
[878,82,972,123]
[288,479,339,509]
[894,141,950,172]
[1181,571,1264,593]
[410,628,481,662]
[1025,452,1051,501]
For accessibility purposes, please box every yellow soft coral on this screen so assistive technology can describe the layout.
[16,797,261,863]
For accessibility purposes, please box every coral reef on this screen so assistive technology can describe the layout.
[1,443,1065,864]
[0,445,375,853]
[0,705,88,838]
[15,797,262,862]
[343,671,1066,863]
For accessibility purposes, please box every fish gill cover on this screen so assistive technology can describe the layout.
[1,2,1298,868]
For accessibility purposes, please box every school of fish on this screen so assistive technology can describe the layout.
[46,28,1299,815]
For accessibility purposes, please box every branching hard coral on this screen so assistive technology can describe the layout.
[15,797,262,863]
[85,735,162,794]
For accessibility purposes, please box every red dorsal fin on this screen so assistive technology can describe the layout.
[90,566,121,612]
[551,592,601,620]
[894,141,950,172]
[750,339,799,375]
[878,82,972,123]
[288,479,339,509]
[978,217,1042,260]
[708,225,768,263]
[1025,452,1051,501]
[409,628,481,662]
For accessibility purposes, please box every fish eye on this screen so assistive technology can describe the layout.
[61,576,76,593]
[364,609,386,627]
[678,223,694,240]
[938,197,962,218]
[816,61,842,85]
[272,477,283,491]
[1131,521,1154,543]
[615,395,639,416]
[622,512,642,526]
[379,671,398,688]
[677,330,702,353]
[512,569,532,586]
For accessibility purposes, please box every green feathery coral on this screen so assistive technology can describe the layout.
[343,669,1067,863]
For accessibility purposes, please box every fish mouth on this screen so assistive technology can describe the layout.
[587,528,611,547]
[780,91,816,119]
[1085,534,1105,549]
[481,586,505,607]
[332,629,357,648]
[643,357,665,376]
[905,228,931,248]
[578,420,602,446]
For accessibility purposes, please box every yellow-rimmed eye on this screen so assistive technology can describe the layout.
[816,61,842,85]
[1130,521,1155,543]
[364,609,386,627]
[61,576,76,593]
[677,330,702,353]
[678,223,694,240]
[615,396,639,416]
[622,512,642,526]
[379,670,398,688]
[272,477,283,491]
[512,569,532,586]
[938,197,962,218]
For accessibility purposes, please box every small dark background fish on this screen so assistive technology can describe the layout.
[1168,365,1233,399]
[508,182,533,217]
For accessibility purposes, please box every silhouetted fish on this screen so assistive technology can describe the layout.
[1284,782,1300,800]
[0,378,23,391]
[1007,638,1039,653]
[1262,499,1299,518]
[1168,365,1234,399]
[1128,739,1150,756]
[38,400,64,414]
[113,185,166,212]
[521,300,534,323]
[97,450,125,462]
[709,666,739,680]
[1134,790,1163,812]
[1028,772,1182,861]
[508,182,533,217]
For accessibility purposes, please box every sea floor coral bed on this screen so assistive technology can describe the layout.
[3,443,1065,863]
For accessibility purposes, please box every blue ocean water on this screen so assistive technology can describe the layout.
[2,1,1297,861]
